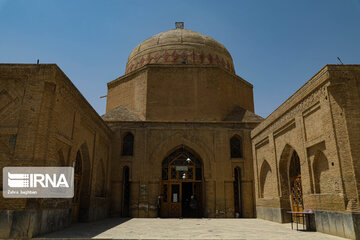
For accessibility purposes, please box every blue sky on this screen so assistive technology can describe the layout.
[0,0,359,117]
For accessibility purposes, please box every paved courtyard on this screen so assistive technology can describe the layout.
[36,218,346,240]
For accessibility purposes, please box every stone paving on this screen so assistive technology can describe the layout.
[36,218,346,240]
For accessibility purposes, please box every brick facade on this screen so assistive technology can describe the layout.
[0,28,359,240]
[251,65,360,239]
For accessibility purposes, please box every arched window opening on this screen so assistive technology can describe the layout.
[122,133,134,156]
[122,166,130,217]
[230,136,243,158]
[234,167,242,217]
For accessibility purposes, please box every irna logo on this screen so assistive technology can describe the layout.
[3,167,74,198]
[8,172,69,188]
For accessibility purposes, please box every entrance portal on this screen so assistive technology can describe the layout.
[160,146,203,218]
[289,151,303,222]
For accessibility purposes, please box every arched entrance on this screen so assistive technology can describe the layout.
[279,145,304,222]
[160,146,203,218]
[289,151,303,215]
[71,143,91,222]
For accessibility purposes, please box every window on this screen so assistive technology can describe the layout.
[122,133,134,156]
[162,147,202,181]
[230,136,242,158]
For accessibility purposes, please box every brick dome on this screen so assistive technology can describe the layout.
[125,28,235,74]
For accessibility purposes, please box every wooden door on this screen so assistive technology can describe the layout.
[169,183,181,217]
[291,176,303,212]
[290,175,303,222]
[160,147,203,218]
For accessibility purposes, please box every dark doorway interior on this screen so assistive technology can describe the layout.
[234,167,242,217]
[122,166,130,217]
[182,182,193,218]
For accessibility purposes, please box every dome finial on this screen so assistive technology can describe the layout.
[175,22,184,29]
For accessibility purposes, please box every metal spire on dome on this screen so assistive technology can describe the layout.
[175,22,184,29]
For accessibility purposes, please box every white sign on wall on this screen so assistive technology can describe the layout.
[176,166,188,171]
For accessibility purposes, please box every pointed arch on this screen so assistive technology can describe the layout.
[149,134,213,180]
[160,145,204,218]
[72,142,91,222]
[313,151,330,194]
[289,150,303,213]
[161,145,203,181]
[277,144,304,222]
[279,144,295,198]
[259,160,272,198]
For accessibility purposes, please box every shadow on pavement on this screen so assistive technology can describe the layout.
[35,217,131,239]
